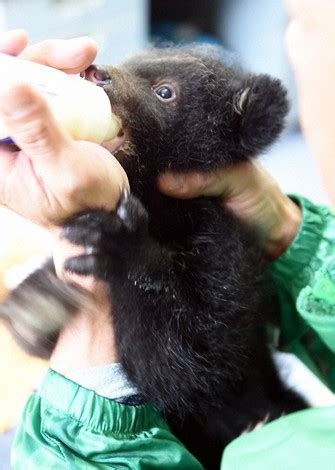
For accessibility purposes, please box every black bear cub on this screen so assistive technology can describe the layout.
[1,46,307,469]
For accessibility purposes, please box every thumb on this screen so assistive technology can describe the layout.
[0,83,70,164]
[158,170,232,199]
[158,162,263,201]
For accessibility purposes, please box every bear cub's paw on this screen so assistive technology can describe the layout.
[63,191,149,279]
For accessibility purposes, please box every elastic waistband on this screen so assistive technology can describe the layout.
[38,369,165,435]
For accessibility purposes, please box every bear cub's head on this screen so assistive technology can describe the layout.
[86,45,288,179]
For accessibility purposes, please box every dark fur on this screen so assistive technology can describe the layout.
[0,46,307,468]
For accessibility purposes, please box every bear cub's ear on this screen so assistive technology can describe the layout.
[232,74,289,155]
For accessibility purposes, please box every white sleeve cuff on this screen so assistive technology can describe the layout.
[65,362,139,401]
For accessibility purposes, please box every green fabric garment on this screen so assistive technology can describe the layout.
[222,196,335,469]
[270,196,335,387]
[12,369,202,469]
[222,406,335,470]
[297,259,335,355]
[11,196,335,469]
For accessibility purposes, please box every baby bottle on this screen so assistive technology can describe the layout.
[0,53,121,144]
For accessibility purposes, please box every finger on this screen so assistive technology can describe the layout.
[0,83,70,162]
[70,141,130,211]
[19,37,97,73]
[158,171,226,198]
[0,29,28,56]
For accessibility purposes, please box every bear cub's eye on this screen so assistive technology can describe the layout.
[154,84,176,102]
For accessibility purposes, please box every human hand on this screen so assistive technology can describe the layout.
[284,0,335,206]
[0,31,124,369]
[159,161,301,259]
[0,30,129,228]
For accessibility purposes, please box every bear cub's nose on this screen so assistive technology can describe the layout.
[83,65,111,87]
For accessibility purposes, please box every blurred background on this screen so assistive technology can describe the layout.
[0,0,329,467]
